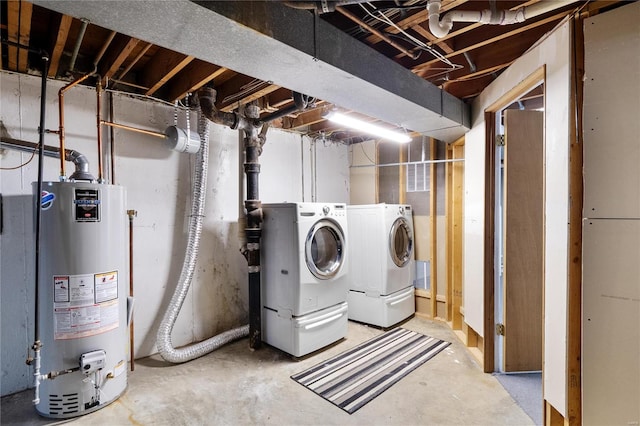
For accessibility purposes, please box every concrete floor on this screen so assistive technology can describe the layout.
[1,317,534,425]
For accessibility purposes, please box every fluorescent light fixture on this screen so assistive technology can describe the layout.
[325,111,411,143]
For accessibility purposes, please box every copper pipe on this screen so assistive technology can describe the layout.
[127,209,137,371]
[335,6,420,60]
[94,30,116,67]
[115,42,152,81]
[58,73,92,179]
[101,121,167,139]
[96,80,104,182]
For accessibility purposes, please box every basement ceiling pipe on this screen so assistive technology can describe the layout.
[156,112,249,364]
[1,137,94,181]
[427,0,580,38]
[284,0,372,14]
[68,18,89,73]
[197,87,311,350]
[56,72,93,180]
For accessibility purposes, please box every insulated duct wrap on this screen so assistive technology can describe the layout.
[156,113,248,364]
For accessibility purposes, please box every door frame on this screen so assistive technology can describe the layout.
[482,66,546,373]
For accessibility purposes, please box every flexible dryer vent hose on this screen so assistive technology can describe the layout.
[156,112,248,364]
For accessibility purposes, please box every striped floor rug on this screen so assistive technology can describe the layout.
[291,327,451,414]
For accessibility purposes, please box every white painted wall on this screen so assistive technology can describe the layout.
[348,140,377,205]
[0,71,348,396]
[463,22,572,415]
[582,3,640,424]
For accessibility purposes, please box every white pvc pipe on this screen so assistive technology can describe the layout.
[427,0,580,38]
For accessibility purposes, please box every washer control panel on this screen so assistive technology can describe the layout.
[322,204,346,217]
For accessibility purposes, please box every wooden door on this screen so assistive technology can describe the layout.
[502,110,543,372]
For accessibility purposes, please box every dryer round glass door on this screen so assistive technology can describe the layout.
[389,217,413,267]
[305,220,345,279]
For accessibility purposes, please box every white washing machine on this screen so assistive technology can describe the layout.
[261,202,349,357]
[347,203,415,328]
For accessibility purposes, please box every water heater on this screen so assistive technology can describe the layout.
[35,181,128,418]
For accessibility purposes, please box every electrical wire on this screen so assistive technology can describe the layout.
[359,141,376,164]
[103,87,187,109]
[0,143,39,170]
[358,3,462,71]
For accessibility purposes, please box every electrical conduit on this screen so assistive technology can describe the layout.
[156,112,248,363]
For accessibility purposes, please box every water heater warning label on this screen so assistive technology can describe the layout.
[52,271,119,340]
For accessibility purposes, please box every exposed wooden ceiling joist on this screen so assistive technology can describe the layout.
[141,48,194,96]
[115,41,152,81]
[47,14,71,77]
[166,60,228,103]
[412,10,571,74]
[11,0,628,143]
[7,0,33,72]
[101,36,139,81]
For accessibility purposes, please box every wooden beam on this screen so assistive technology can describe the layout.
[566,14,584,426]
[261,88,298,110]
[399,144,406,204]
[219,84,280,113]
[48,15,73,77]
[281,105,330,130]
[429,137,438,319]
[446,144,454,323]
[115,42,152,81]
[451,143,464,329]
[214,74,273,112]
[141,48,194,96]
[482,110,496,374]
[166,60,228,102]
[7,0,33,72]
[413,10,569,73]
[102,37,140,82]
[411,25,454,54]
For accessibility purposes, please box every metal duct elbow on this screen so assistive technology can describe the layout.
[0,137,95,181]
[67,150,95,181]
[197,87,238,129]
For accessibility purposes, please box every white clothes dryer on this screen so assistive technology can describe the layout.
[347,203,415,328]
[261,202,349,357]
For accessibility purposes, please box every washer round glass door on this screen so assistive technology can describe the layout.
[389,217,413,267]
[305,220,345,279]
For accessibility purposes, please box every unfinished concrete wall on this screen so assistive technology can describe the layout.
[0,71,348,396]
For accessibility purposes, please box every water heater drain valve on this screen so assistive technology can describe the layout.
[80,350,106,375]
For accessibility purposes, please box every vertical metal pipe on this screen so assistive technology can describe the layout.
[68,18,89,72]
[58,73,92,180]
[34,54,50,349]
[109,92,116,184]
[244,138,262,350]
[127,209,137,371]
[96,80,104,182]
